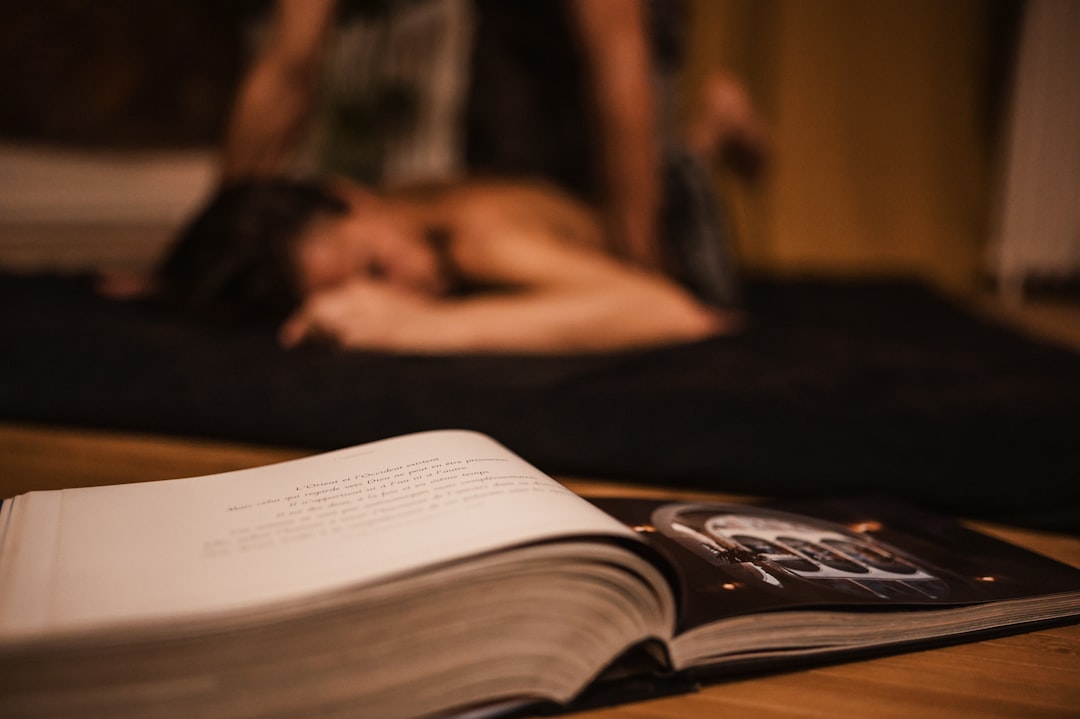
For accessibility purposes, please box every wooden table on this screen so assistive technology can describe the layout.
[3,422,1078,719]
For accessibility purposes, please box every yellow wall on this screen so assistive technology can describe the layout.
[684,0,1006,291]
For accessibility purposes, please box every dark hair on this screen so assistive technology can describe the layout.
[155,180,348,322]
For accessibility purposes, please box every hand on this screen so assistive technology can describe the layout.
[279,279,436,351]
[688,71,770,183]
[95,271,155,300]
[222,66,315,180]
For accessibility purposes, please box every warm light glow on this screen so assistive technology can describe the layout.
[977,576,996,583]
[632,524,656,533]
[721,582,740,591]
[849,521,883,533]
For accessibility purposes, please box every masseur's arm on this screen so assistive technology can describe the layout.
[569,0,663,271]
[221,0,337,181]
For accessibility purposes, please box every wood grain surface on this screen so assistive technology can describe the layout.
[2,421,1077,718]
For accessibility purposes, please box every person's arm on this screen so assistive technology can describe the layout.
[221,0,337,181]
[279,241,727,354]
[415,273,722,352]
[568,0,663,270]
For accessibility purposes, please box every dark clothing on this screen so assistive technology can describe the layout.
[465,0,599,202]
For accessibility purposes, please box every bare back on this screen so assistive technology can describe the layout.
[417,180,619,292]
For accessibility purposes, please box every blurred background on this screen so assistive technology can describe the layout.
[1,0,1076,300]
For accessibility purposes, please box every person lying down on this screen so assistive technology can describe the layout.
[149,178,740,354]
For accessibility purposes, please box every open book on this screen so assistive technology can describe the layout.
[1,430,1078,719]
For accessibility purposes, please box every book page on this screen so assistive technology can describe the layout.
[0,430,635,639]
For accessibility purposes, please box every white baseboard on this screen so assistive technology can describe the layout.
[0,141,216,272]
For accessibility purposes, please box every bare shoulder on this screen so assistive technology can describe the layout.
[440,179,606,251]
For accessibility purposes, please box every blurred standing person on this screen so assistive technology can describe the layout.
[221,0,763,307]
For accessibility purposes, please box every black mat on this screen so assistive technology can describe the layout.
[3,272,1079,531]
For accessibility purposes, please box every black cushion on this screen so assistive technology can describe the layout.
[4,272,1078,530]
